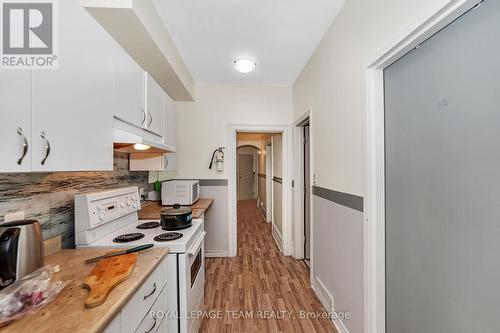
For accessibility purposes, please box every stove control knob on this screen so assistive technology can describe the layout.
[120,202,126,208]
[97,203,103,210]
[98,213,105,221]
[132,195,138,201]
[127,199,132,206]
[133,203,138,209]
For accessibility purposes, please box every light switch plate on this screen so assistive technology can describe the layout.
[4,211,25,222]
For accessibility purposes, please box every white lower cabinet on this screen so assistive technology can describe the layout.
[103,256,174,333]
[134,285,167,333]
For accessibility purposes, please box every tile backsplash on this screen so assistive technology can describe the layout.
[0,152,149,248]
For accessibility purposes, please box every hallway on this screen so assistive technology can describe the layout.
[201,200,337,332]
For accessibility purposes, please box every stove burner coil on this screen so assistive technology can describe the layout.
[113,233,145,243]
[154,232,183,242]
[136,222,161,230]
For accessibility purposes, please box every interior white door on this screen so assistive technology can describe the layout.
[238,154,254,201]
[31,0,114,171]
[144,73,164,136]
[0,70,32,172]
[114,43,144,129]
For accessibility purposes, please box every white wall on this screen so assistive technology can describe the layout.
[293,1,454,332]
[201,184,228,256]
[294,0,452,196]
[176,83,293,179]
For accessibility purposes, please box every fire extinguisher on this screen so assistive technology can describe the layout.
[209,147,225,172]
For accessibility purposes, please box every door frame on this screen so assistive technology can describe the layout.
[228,124,293,257]
[292,110,312,260]
[364,1,480,332]
[293,110,314,287]
[265,144,273,223]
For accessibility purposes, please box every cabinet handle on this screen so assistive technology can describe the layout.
[40,131,51,165]
[143,282,156,300]
[144,317,157,333]
[165,156,169,169]
[147,112,153,127]
[16,127,28,165]
[141,108,147,125]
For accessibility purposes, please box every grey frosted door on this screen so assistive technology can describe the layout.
[384,1,500,332]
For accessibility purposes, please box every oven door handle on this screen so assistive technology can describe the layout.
[188,231,206,256]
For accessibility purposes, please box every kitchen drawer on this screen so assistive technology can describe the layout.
[121,258,167,333]
[135,284,167,333]
[155,317,168,333]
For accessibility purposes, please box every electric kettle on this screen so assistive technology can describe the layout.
[0,220,44,289]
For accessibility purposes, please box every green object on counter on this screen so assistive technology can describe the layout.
[154,181,162,192]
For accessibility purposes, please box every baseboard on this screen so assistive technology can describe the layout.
[205,251,230,258]
[272,224,283,252]
[332,318,349,333]
[258,204,267,221]
[312,276,350,333]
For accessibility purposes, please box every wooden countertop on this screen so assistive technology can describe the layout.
[138,198,214,220]
[2,248,169,333]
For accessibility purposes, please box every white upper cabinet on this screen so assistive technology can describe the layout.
[164,93,178,151]
[114,45,145,129]
[0,71,32,172]
[31,0,114,171]
[144,73,164,136]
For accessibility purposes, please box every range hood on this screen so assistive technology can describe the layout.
[113,128,174,153]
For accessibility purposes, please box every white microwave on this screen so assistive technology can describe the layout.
[161,180,200,206]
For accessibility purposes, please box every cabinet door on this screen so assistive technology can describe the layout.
[114,44,145,129]
[164,93,177,150]
[0,71,32,172]
[31,0,114,171]
[144,73,164,136]
[165,153,177,172]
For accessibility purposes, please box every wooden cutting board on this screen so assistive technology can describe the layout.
[82,252,138,308]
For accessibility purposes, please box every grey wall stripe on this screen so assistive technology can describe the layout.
[312,186,364,212]
[166,179,228,186]
[199,179,228,186]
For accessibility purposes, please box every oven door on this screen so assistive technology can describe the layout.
[179,231,206,333]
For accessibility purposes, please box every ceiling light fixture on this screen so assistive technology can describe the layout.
[234,58,256,74]
[134,143,151,151]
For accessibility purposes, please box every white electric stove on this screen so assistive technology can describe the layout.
[86,218,204,253]
[74,187,205,333]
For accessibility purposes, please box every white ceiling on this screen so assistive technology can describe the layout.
[152,0,344,85]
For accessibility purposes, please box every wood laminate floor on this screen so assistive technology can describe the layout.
[201,200,337,333]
